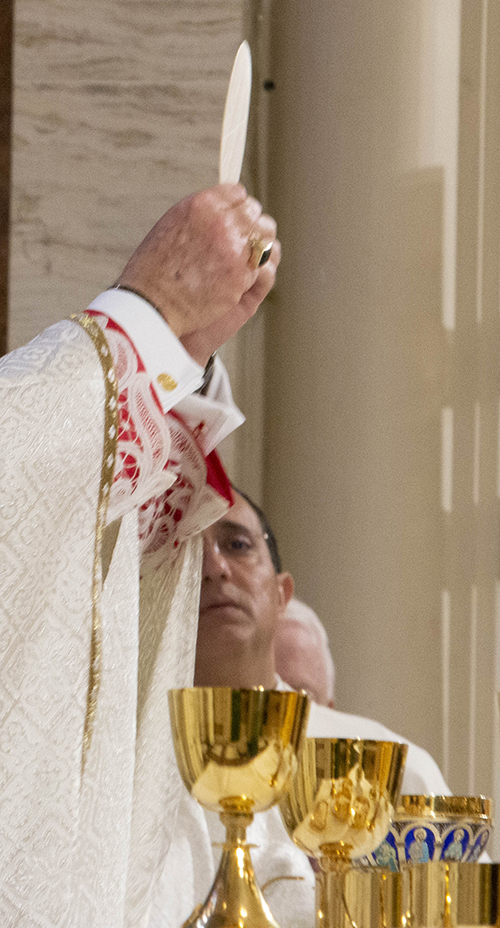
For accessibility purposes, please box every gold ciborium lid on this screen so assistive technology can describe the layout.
[280,737,408,867]
[396,794,492,820]
[168,687,310,928]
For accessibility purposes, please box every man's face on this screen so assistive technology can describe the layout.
[197,493,291,662]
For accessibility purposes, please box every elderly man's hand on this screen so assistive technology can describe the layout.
[116,184,279,365]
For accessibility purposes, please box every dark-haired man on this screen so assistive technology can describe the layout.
[194,488,293,690]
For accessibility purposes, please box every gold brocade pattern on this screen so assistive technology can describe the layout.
[71,313,119,768]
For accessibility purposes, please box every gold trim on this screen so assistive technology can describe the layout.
[71,313,119,770]
[397,794,491,820]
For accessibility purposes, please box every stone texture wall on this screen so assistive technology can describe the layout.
[10,0,244,349]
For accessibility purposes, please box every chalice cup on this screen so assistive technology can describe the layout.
[279,737,408,928]
[168,686,310,928]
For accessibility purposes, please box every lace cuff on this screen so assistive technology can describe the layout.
[86,312,231,559]
[86,312,175,526]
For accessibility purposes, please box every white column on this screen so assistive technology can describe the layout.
[261,0,480,776]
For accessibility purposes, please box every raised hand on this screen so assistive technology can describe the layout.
[116,184,280,362]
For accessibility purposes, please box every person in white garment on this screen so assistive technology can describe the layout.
[275,596,336,708]
[0,185,279,928]
[153,489,450,928]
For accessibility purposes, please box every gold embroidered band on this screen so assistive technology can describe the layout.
[70,313,119,771]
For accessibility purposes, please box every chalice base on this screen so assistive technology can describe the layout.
[182,811,280,928]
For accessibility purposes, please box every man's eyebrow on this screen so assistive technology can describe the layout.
[216,519,254,534]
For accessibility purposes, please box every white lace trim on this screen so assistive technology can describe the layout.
[93,318,174,521]
[139,415,229,572]
[91,314,229,561]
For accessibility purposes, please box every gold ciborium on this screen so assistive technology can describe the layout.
[168,686,310,928]
[279,737,408,928]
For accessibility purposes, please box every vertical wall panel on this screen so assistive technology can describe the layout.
[446,6,482,798]
[471,0,500,846]
[445,2,500,830]
[264,0,448,761]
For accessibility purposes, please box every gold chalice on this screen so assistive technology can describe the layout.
[279,737,408,928]
[168,686,310,928]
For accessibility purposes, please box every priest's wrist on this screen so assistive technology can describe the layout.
[112,282,215,369]
[112,280,188,339]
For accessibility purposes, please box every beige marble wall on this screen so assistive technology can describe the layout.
[10,0,244,352]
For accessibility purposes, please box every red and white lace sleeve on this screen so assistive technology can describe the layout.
[87,312,174,524]
[86,311,232,562]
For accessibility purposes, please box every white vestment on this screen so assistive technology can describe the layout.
[0,311,238,928]
[154,699,450,928]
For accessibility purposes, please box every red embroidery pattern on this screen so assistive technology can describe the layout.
[86,312,230,561]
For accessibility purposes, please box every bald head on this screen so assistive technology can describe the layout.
[274,598,335,708]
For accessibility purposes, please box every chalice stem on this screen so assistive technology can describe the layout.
[182,810,280,928]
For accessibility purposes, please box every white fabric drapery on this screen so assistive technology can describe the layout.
[0,317,229,927]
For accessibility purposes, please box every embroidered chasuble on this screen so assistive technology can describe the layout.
[0,317,229,928]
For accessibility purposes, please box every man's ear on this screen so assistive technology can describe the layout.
[277,572,294,611]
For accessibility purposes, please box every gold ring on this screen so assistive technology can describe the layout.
[249,237,274,269]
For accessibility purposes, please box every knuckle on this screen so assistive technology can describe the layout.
[215,213,237,252]
[246,195,262,212]
[248,200,263,223]
[227,182,247,200]
[191,188,220,219]
[266,216,278,237]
